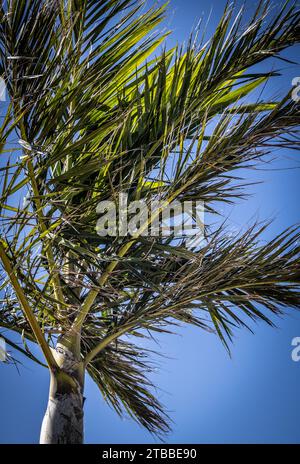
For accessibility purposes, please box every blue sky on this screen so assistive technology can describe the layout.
[0,0,300,444]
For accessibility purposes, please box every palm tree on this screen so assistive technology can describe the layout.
[0,0,300,444]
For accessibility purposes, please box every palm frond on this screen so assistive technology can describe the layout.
[83,334,170,435]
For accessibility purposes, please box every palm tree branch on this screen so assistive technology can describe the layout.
[0,240,58,370]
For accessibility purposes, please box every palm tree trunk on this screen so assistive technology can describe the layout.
[40,332,84,444]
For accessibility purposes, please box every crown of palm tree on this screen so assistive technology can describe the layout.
[0,0,300,436]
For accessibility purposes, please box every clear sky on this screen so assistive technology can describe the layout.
[0,0,300,444]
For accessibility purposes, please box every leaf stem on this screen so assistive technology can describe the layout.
[0,240,58,371]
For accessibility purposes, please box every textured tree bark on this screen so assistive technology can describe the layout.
[40,331,84,444]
